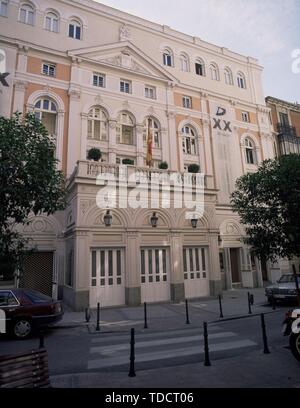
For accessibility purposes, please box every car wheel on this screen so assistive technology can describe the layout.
[12,318,32,339]
[290,333,300,363]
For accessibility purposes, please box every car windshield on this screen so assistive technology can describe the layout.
[279,275,300,284]
[23,289,52,303]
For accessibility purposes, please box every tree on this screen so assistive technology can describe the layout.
[0,113,67,278]
[231,154,300,304]
[231,154,300,261]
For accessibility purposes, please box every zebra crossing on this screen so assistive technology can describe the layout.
[87,325,258,371]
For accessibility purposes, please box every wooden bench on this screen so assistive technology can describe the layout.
[0,349,51,388]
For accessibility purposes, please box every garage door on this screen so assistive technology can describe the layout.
[141,248,170,303]
[90,249,125,308]
[183,247,209,299]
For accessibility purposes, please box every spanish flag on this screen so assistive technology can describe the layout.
[146,118,153,167]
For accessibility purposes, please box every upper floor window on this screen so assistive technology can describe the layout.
[87,107,108,142]
[93,73,105,88]
[279,112,289,126]
[195,59,205,76]
[237,72,246,89]
[145,86,156,100]
[224,67,233,85]
[163,49,173,67]
[42,62,56,77]
[180,53,189,72]
[143,117,160,148]
[45,11,59,33]
[182,96,192,109]
[242,111,250,123]
[19,3,35,25]
[34,98,57,138]
[117,112,135,145]
[69,19,82,40]
[182,126,197,155]
[0,0,8,17]
[245,138,257,165]
[120,80,131,94]
[210,63,219,81]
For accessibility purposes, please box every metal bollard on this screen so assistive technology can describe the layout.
[203,322,211,367]
[248,292,252,315]
[85,308,91,323]
[260,314,270,354]
[185,299,191,325]
[39,332,45,349]
[144,302,148,329]
[218,295,224,319]
[128,328,136,377]
[96,302,100,332]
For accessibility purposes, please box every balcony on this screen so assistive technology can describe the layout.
[276,123,297,137]
[69,161,215,190]
[276,123,300,156]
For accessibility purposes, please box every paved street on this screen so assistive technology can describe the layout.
[0,288,299,388]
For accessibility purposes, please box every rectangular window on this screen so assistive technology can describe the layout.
[100,251,105,278]
[189,249,194,272]
[120,80,131,94]
[183,249,187,272]
[279,112,289,126]
[183,96,192,109]
[69,24,74,38]
[69,24,81,40]
[117,250,121,277]
[195,63,204,76]
[108,251,113,277]
[145,86,156,99]
[0,1,8,17]
[42,63,56,77]
[148,250,153,275]
[201,248,206,271]
[93,74,105,88]
[242,111,250,123]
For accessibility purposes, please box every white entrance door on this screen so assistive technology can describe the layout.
[90,249,125,308]
[184,247,209,299]
[141,248,170,303]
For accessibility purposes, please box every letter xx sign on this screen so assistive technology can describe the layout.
[213,118,232,132]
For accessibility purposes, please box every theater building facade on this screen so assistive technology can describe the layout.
[0,0,276,310]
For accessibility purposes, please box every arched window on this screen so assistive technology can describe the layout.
[87,107,108,142]
[237,72,246,89]
[116,112,135,145]
[143,117,160,148]
[210,63,219,81]
[163,48,173,67]
[245,138,257,165]
[69,18,82,40]
[0,0,8,17]
[19,3,35,25]
[34,98,57,140]
[224,67,233,85]
[180,53,189,72]
[182,126,197,155]
[45,11,59,33]
[195,58,205,76]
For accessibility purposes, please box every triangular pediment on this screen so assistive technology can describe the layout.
[68,41,178,83]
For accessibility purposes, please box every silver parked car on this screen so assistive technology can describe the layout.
[265,274,300,304]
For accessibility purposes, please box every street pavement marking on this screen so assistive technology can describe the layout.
[91,325,222,344]
[87,339,257,370]
[90,332,237,354]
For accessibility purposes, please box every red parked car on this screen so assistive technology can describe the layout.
[0,289,63,339]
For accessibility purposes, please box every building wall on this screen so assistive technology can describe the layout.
[0,0,276,309]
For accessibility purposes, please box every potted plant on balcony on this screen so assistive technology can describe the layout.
[122,158,134,166]
[188,163,200,173]
[87,148,102,162]
[159,161,169,170]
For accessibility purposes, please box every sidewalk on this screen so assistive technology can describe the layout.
[57,288,271,331]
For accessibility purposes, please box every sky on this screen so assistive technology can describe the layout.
[96,0,300,103]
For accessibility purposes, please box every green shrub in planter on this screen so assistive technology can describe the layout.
[122,158,134,165]
[87,148,102,162]
[188,164,200,173]
[159,161,169,170]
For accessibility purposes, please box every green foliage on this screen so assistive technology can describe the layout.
[231,154,300,261]
[188,164,200,174]
[122,158,134,165]
[159,161,169,170]
[0,113,67,276]
[87,148,102,162]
